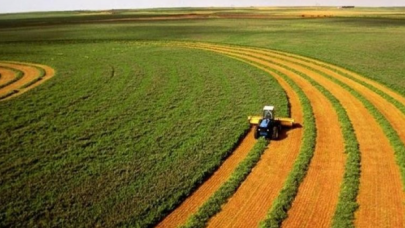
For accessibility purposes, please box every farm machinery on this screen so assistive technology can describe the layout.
[248,106,295,140]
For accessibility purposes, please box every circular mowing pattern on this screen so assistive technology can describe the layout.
[157,42,405,228]
[0,61,55,101]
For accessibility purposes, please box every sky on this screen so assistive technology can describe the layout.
[0,0,404,14]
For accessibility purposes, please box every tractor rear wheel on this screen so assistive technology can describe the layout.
[272,126,279,140]
[254,127,259,139]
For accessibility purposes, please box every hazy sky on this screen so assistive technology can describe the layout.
[1,0,404,13]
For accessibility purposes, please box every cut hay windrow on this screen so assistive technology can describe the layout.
[247,48,405,226]
[182,138,269,228]
[156,130,257,228]
[267,49,405,114]
[238,46,405,227]
[0,67,23,89]
[156,42,304,228]
[0,61,54,101]
[185,44,347,227]
[178,43,319,228]
[166,41,402,227]
[260,60,360,227]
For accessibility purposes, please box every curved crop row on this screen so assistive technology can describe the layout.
[0,61,54,101]
[264,61,360,227]
[182,138,269,228]
[0,67,23,89]
[154,42,405,227]
[182,43,344,227]
[257,49,405,227]
[208,43,405,227]
[0,45,289,227]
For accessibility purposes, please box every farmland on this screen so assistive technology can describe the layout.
[1,7,405,228]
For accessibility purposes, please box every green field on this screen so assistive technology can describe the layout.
[1,7,405,227]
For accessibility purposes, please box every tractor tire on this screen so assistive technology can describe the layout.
[254,127,259,139]
[272,126,279,140]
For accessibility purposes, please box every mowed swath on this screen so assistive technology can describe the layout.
[0,68,17,87]
[249,49,405,227]
[197,44,405,227]
[156,130,256,228]
[155,42,405,227]
[0,61,55,101]
[190,44,345,228]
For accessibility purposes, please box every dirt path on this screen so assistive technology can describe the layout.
[192,45,345,228]
[0,61,55,101]
[156,130,257,228]
[0,68,17,87]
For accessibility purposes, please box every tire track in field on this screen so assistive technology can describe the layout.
[190,43,405,227]
[0,61,55,101]
[187,44,345,228]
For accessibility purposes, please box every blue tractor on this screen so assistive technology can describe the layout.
[248,106,294,140]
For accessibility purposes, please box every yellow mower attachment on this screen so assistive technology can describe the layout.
[248,115,262,125]
[275,117,295,128]
[248,116,295,127]
[248,105,295,128]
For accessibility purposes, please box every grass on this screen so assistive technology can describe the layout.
[182,138,269,228]
[19,66,46,89]
[1,15,404,95]
[0,43,288,227]
[0,89,18,100]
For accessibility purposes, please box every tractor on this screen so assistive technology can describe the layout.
[248,106,294,140]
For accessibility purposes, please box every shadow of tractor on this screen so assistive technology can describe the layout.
[277,122,302,141]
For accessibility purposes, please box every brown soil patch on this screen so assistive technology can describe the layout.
[192,44,344,228]
[0,67,17,87]
[156,130,257,228]
[0,61,55,101]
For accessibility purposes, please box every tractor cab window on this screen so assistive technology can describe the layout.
[264,110,273,119]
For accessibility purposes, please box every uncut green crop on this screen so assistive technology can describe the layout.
[0,42,287,227]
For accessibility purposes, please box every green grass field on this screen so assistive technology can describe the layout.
[1,7,405,227]
[0,42,287,226]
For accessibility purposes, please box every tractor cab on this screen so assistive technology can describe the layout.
[263,106,275,120]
